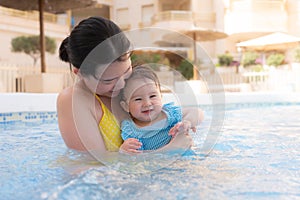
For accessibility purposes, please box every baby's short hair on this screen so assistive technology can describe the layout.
[120,64,161,100]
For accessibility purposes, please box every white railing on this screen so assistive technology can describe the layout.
[202,67,300,92]
[0,64,20,92]
[0,63,73,93]
[1,63,299,93]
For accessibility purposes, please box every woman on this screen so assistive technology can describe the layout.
[57,17,195,159]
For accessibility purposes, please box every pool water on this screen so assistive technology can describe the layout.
[0,103,300,200]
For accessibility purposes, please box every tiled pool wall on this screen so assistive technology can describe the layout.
[0,93,58,124]
[0,92,300,123]
[0,112,57,124]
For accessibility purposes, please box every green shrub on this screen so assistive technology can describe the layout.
[217,53,233,66]
[176,59,193,80]
[131,52,193,79]
[294,48,300,63]
[131,53,161,65]
[266,53,285,67]
[131,53,163,70]
[241,51,259,67]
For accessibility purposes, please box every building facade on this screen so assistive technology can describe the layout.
[110,0,300,60]
[1,0,300,67]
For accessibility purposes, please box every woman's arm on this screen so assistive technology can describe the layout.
[182,107,204,128]
[155,131,193,153]
[57,84,119,162]
[57,86,86,151]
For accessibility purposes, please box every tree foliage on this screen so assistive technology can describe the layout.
[11,35,56,66]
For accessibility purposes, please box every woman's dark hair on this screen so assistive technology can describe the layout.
[59,16,131,76]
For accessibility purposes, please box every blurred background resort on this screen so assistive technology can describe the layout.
[0,0,300,93]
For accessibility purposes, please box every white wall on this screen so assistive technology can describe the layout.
[0,11,70,69]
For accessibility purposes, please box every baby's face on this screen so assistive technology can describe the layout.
[122,78,163,126]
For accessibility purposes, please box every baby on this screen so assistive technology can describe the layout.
[120,65,194,151]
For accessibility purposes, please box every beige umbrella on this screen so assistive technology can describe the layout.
[236,32,300,51]
[163,27,228,42]
[183,27,228,42]
[163,27,228,79]
[0,0,96,73]
[154,40,190,47]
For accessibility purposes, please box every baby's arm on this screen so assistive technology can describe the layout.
[119,121,142,154]
[168,120,191,137]
[168,107,204,136]
[120,138,142,154]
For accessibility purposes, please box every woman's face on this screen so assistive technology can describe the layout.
[83,55,132,98]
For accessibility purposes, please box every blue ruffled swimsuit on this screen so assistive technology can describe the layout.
[121,102,182,150]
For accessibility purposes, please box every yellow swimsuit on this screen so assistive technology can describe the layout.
[95,94,123,151]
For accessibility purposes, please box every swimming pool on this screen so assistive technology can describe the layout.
[1,93,300,199]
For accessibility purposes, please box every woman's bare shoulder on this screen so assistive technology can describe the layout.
[57,81,93,106]
[57,86,73,104]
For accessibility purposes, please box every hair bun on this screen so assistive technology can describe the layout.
[59,37,70,63]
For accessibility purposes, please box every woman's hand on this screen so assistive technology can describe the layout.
[182,107,204,128]
[119,138,142,154]
[160,131,193,152]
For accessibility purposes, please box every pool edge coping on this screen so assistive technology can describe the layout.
[0,92,300,113]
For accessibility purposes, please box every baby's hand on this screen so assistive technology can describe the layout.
[119,138,142,154]
[169,120,193,137]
